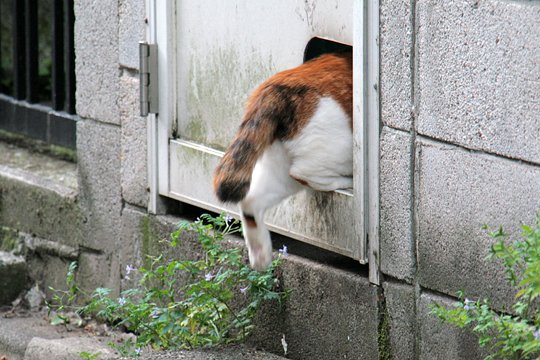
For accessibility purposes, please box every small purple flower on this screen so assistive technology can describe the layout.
[534,329,540,340]
[126,264,136,275]
[118,297,127,306]
[205,272,214,281]
[464,298,473,310]
[278,245,288,257]
[125,264,136,280]
[134,347,142,356]
[151,309,160,319]
[240,286,249,294]
[224,215,234,224]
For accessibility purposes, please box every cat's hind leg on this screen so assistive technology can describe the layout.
[240,141,302,271]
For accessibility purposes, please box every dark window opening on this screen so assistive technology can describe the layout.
[0,0,76,150]
[304,37,352,63]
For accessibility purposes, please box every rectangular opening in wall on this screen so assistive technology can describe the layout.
[152,0,367,263]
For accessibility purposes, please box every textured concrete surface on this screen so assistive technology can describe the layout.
[383,281,416,360]
[380,0,413,130]
[25,337,117,360]
[249,256,379,360]
[379,127,414,281]
[419,292,487,360]
[416,0,540,164]
[0,142,80,248]
[417,138,540,309]
[0,252,27,305]
[26,254,73,300]
[0,314,80,359]
[77,120,122,291]
[75,0,120,124]
[120,73,148,208]
[119,0,146,70]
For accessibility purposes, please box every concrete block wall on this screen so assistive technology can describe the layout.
[379,0,540,358]
[26,0,536,358]
[74,0,147,292]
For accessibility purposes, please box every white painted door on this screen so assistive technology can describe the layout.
[148,0,377,267]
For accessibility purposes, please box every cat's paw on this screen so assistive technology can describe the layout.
[248,244,273,271]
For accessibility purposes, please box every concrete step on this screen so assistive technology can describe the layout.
[0,141,80,251]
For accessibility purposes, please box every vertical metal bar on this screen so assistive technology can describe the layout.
[64,0,75,114]
[146,0,158,214]
[51,0,65,110]
[353,0,368,264]
[12,0,26,100]
[25,0,38,103]
[367,0,381,286]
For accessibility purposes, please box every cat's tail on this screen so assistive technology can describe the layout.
[213,86,279,203]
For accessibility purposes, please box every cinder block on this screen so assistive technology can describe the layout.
[75,0,120,124]
[76,120,122,292]
[0,251,27,305]
[417,138,540,309]
[383,281,416,360]
[27,254,73,301]
[380,0,413,130]
[119,73,148,208]
[249,257,379,360]
[416,0,540,163]
[380,127,414,281]
[419,292,486,360]
[119,0,146,69]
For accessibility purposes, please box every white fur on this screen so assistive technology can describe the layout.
[240,97,352,270]
[240,141,302,270]
[285,97,353,190]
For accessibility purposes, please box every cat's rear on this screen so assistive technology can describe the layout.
[213,52,353,270]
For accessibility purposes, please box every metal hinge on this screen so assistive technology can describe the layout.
[139,42,158,116]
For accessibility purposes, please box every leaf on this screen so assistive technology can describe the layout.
[50,314,67,326]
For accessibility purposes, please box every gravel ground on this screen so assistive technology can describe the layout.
[123,344,287,360]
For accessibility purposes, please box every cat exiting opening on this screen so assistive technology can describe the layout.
[213,51,353,270]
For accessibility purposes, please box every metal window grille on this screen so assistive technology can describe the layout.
[0,0,76,149]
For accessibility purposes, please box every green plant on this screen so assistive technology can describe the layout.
[431,216,540,360]
[48,213,288,356]
[79,351,100,360]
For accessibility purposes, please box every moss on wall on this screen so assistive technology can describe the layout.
[378,291,393,360]
[0,226,20,252]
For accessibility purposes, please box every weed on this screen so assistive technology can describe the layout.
[431,216,540,359]
[48,213,288,356]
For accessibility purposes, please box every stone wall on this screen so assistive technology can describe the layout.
[74,0,147,292]
[379,0,540,358]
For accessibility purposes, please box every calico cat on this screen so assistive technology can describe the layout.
[213,52,353,270]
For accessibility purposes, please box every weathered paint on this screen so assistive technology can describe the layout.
[169,139,356,258]
[169,0,358,259]
[180,46,275,149]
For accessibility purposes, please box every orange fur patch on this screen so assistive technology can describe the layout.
[213,53,352,203]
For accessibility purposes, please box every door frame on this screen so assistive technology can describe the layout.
[145,0,380,284]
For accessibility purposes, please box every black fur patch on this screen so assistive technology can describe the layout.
[270,84,311,140]
[229,139,255,163]
[215,181,250,203]
[242,212,257,228]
